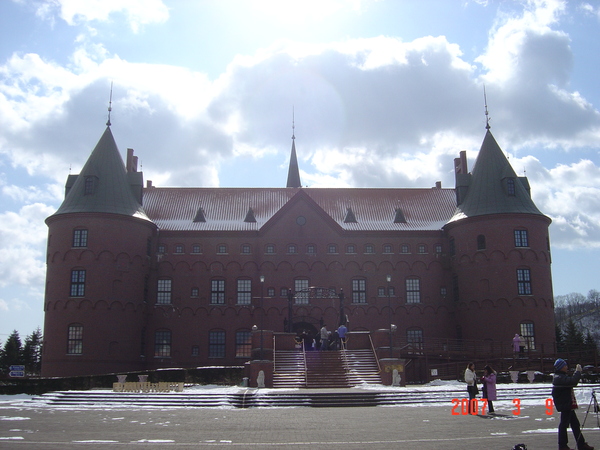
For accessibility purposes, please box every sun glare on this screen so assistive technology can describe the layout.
[251,0,363,25]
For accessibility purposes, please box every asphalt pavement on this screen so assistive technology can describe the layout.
[2,395,600,449]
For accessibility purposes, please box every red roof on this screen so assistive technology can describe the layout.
[142,187,457,232]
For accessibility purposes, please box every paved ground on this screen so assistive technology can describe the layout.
[1,397,600,449]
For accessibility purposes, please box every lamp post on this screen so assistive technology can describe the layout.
[260,275,265,360]
[387,274,393,358]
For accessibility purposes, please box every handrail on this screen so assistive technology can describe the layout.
[368,333,382,374]
[301,343,308,387]
[340,338,350,373]
[272,334,276,373]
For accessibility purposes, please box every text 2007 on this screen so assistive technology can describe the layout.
[450,398,555,415]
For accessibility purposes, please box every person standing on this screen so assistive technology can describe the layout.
[337,323,348,349]
[320,325,329,351]
[513,333,521,354]
[481,365,497,414]
[552,358,594,450]
[464,362,477,414]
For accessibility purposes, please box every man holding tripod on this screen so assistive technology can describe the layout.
[552,358,594,450]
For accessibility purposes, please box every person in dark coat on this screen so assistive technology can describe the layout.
[551,358,594,450]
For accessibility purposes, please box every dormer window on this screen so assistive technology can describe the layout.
[506,178,516,196]
[84,176,97,195]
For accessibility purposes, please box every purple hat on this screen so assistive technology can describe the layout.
[554,358,567,371]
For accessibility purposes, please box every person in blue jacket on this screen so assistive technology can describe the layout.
[551,358,594,450]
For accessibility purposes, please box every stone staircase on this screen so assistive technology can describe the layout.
[21,383,569,409]
[273,349,382,388]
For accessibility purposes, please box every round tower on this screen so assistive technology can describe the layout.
[42,127,157,377]
[443,130,555,352]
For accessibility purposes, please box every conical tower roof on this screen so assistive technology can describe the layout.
[447,130,545,223]
[286,138,301,188]
[50,127,151,221]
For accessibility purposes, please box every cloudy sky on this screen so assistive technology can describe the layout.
[1,0,600,341]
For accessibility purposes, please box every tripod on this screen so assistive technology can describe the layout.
[581,389,600,430]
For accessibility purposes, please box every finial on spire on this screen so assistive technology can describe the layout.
[483,85,490,130]
[292,106,295,140]
[106,81,113,127]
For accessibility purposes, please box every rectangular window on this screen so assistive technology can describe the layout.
[406,278,421,303]
[67,324,83,354]
[192,244,201,254]
[157,279,172,304]
[280,287,289,297]
[154,330,171,357]
[265,244,275,254]
[241,244,251,254]
[237,279,252,305]
[517,268,532,295]
[70,270,86,297]
[295,279,309,304]
[327,244,337,254]
[209,330,226,358]
[191,345,199,356]
[235,331,252,358]
[401,244,409,254]
[407,328,424,351]
[306,244,316,254]
[520,322,535,350]
[352,279,367,303]
[175,244,184,253]
[452,275,459,301]
[514,229,529,247]
[72,229,88,247]
[211,279,225,304]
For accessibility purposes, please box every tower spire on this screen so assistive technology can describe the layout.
[286,107,301,188]
[484,85,490,130]
[106,81,113,127]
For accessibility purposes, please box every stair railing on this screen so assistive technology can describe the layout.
[272,334,277,373]
[368,333,382,374]
[340,338,350,373]
[301,343,308,387]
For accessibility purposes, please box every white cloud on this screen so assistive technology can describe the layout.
[1,0,600,257]
[34,0,170,32]
[0,203,52,288]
